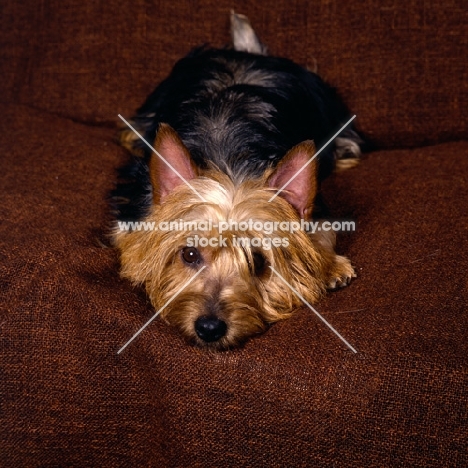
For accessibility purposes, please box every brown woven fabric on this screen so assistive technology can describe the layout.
[1,0,467,466]
[1,0,467,148]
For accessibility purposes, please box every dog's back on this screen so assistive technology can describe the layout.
[128,48,354,180]
[120,13,361,183]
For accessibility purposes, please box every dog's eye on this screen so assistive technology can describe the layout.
[181,247,202,265]
[252,252,267,276]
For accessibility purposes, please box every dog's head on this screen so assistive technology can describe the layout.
[114,124,331,348]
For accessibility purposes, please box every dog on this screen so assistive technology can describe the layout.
[112,12,362,349]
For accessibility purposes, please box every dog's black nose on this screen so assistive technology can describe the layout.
[195,316,227,342]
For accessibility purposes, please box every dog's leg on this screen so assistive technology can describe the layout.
[310,229,356,289]
[230,11,267,55]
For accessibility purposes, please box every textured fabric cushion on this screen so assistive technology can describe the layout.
[1,103,467,466]
[1,0,467,465]
[1,0,467,148]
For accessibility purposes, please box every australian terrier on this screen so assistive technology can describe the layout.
[112,13,362,349]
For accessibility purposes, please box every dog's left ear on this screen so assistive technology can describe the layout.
[267,141,317,219]
[150,123,198,204]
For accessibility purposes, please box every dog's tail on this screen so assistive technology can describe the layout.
[230,11,268,55]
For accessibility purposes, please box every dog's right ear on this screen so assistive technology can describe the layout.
[150,123,198,203]
[267,140,318,220]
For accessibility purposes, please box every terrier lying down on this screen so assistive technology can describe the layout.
[113,13,362,349]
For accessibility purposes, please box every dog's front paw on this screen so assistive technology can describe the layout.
[327,255,356,289]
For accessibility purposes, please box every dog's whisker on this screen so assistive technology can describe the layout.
[408,250,440,264]
[323,308,367,315]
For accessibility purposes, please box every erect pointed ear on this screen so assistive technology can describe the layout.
[150,123,198,204]
[267,140,318,219]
